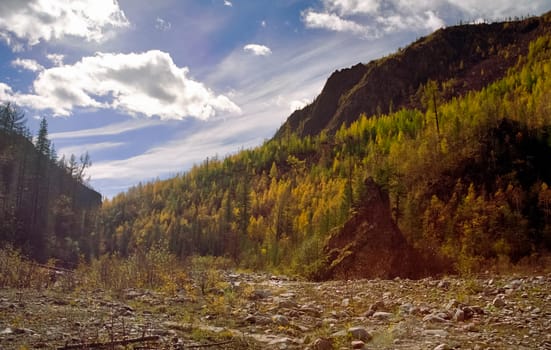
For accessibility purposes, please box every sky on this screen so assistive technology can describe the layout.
[0,0,549,198]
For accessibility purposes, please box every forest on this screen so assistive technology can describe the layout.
[0,105,101,265]
[94,34,551,278]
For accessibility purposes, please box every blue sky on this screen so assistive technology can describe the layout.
[0,0,549,198]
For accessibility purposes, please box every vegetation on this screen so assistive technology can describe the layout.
[2,16,551,279]
[94,34,551,277]
[0,105,101,265]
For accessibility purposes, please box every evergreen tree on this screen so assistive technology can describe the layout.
[35,117,51,157]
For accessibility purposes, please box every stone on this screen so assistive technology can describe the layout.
[364,300,385,316]
[0,327,13,335]
[492,297,506,308]
[250,289,271,300]
[268,336,294,349]
[163,321,192,332]
[351,340,366,349]
[423,314,448,323]
[453,309,465,322]
[272,314,290,326]
[277,298,298,309]
[372,311,393,320]
[243,314,272,325]
[124,290,142,300]
[311,337,333,350]
[434,344,449,350]
[301,306,322,317]
[322,317,338,326]
[446,299,460,310]
[348,326,371,342]
[399,302,414,314]
[423,329,449,337]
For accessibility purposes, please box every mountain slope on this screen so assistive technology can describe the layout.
[275,13,551,138]
[96,14,551,279]
[0,125,101,264]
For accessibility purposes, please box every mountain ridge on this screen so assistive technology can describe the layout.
[276,12,551,138]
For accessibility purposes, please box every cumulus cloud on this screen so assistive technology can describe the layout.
[376,10,445,33]
[304,0,549,38]
[0,83,13,101]
[6,50,241,120]
[323,0,380,15]
[302,10,370,36]
[0,0,129,49]
[11,58,44,72]
[224,0,233,7]
[244,44,272,56]
[444,0,546,19]
[46,53,65,67]
[302,0,445,37]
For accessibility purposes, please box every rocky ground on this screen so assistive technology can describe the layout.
[1,273,550,349]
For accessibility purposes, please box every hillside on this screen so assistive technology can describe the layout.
[275,13,551,138]
[95,13,551,279]
[0,106,101,264]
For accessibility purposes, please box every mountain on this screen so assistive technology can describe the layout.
[95,13,551,280]
[276,13,551,138]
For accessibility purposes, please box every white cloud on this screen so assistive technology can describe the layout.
[50,119,161,139]
[11,58,44,72]
[6,50,241,120]
[244,44,272,56]
[58,142,125,158]
[0,0,129,49]
[302,10,370,36]
[224,0,233,7]
[0,83,13,101]
[289,99,310,112]
[323,0,381,15]
[88,117,263,188]
[305,0,550,38]
[155,17,171,31]
[376,10,445,33]
[444,0,548,19]
[303,0,445,37]
[46,53,65,67]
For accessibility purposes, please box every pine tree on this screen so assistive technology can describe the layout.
[35,117,51,157]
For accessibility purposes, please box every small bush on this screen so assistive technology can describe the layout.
[0,245,52,289]
[77,246,186,294]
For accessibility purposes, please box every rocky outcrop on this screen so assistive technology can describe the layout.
[318,178,442,280]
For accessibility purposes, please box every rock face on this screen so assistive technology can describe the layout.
[318,178,439,280]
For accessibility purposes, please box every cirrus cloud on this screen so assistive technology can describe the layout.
[0,0,129,49]
[6,50,241,120]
